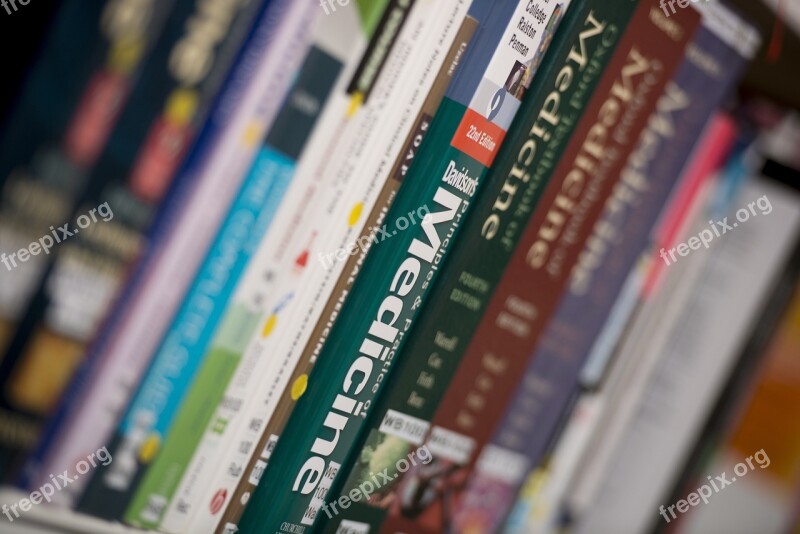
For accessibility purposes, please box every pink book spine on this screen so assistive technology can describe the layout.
[644,113,738,296]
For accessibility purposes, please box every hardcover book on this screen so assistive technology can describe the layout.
[505,120,738,533]
[455,7,757,532]
[368,3,700,532]
[236,0,568,531]
[154,1,473,532]
[216,9,478,533]
[325,0,634,532]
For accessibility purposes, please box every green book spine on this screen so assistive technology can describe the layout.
[323,0,637,531]
[238,0,568,531]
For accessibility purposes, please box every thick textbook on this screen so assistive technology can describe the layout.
[454,7,757,532]
[504,113,739,534]
[237,0,566,531]
[24,0,317,504]
[325,0,632,531]
[156,1,467,532]
[217,10,478,533]
[365,2,700,532]
[162,2,478,533]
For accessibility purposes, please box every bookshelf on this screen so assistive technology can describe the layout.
[0,488,141,533]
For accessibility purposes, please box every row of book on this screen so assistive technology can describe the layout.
[0,0,798,532]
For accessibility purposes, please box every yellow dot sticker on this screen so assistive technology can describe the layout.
[261,314,277,338]
[291,374,308,400]
[347,92,364,118]
[242,122,263,148]
[165,88,198,125]
[138,434,161,463]
[348,202,364,227]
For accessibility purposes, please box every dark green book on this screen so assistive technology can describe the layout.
[237,0,570,531]
[321,0,637,531]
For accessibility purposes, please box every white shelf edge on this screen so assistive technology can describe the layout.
[0,486,145,533]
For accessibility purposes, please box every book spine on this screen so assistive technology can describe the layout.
[455,12,755,532]
[571,176,800,533]
[510,140,732,534]
[61,0,179,169]
[74,8,345,524]
[236,0,564,531]
[379,4,700,534]
[215,13,479,534]
[562,136,754,522]
[24,0,317,505]
[559,145,763,514]
[576,113,737,397]
[643,125,742,296]
[0,0,267,471]
[323,1,627,532]
[0,0,172,351]
[157,1,463,532]
[174,4,476,534]
[114,1,392,527]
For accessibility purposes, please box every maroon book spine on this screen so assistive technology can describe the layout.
[384,4,702,533]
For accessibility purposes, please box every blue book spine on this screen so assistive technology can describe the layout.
[77,43,345,520]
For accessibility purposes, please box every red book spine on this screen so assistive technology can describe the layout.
[382,4,702,533]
